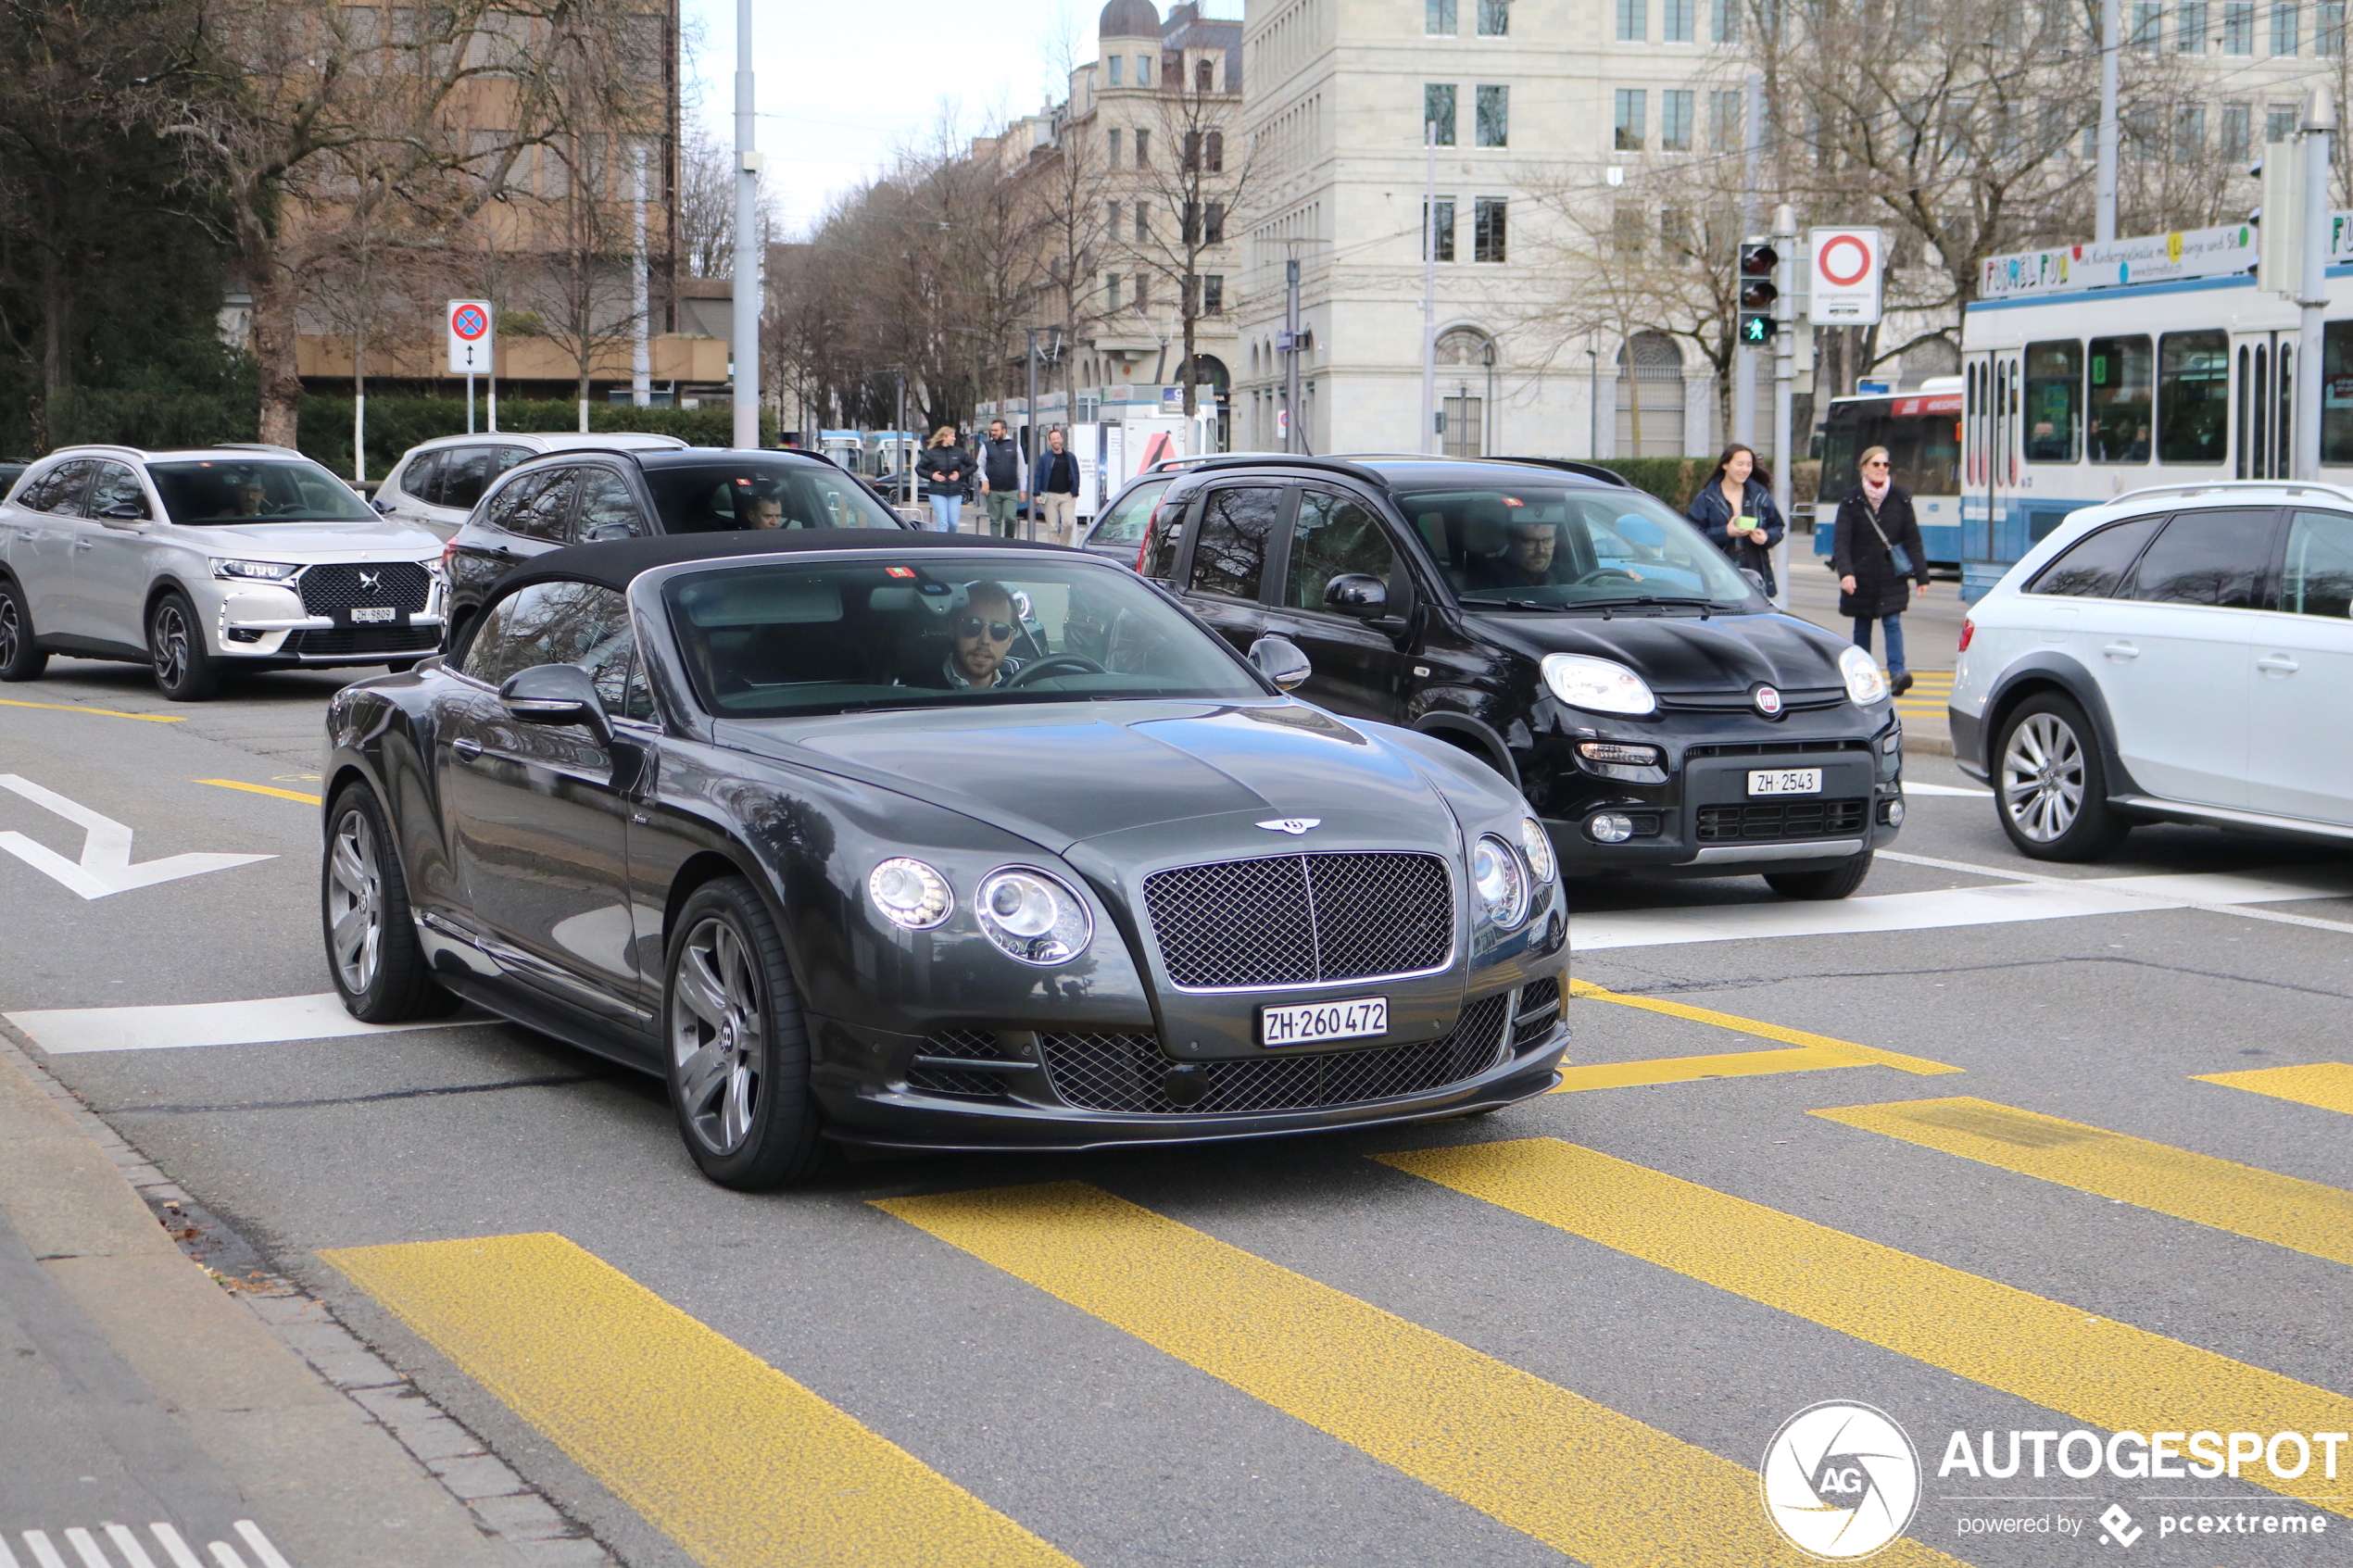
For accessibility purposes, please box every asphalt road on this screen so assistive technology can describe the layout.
[5,655,2353,1568]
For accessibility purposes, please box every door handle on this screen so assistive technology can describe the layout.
[451,736,483,760]
[2101,641,2139,659]
[2258,654,2300,673]
[72,537,94,552]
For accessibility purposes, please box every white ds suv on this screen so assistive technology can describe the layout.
[1949,482,2353,859]
[0,445,447,700]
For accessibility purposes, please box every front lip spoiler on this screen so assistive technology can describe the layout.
[1684,837,1867,863]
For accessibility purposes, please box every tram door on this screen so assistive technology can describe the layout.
[2233,331,2295,480]
[1962,350,2021,597]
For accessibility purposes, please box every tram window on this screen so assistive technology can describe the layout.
[2280,511,2353,617]
[2026,514,2162,597]
[2157,330,2230,464]
[2022,340,2082,462]
[2324,321,2353,467]
[2087,335,2152,462]
[2123,508,2276,608]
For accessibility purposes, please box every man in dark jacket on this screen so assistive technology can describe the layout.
[1830,445,1931,695]
[1035,426,1081,546]
[978,420,1023,537]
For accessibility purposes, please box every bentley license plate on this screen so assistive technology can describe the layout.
[1261,997,1387,1047]
[1748,768,1822,796]
[350,606,396,623]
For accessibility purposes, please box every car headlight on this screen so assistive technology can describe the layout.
[975,867,1093,965]
[868,858,952,929]
[211,559,300,583]
[1472,834,1530,928]
[1541,652,1656,716]
[1518,817,1555,884]
[1839,644,1889,705]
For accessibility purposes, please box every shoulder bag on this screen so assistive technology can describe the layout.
[1856,495,1914,578]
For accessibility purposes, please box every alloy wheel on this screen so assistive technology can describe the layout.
[0,595,19,668]
[325,807,384,994]
[671,916,764,1156]
[2001,712,2084,844]
[152,602,190,687]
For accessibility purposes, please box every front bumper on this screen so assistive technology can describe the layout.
[213,580,443,664]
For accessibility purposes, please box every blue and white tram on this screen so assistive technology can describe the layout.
[1957,267,2353,598]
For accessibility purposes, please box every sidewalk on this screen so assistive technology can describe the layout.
[0,1029,610,1568]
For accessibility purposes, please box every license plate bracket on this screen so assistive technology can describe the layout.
[1747,767,1823,796]
[1260,997,1388,1048]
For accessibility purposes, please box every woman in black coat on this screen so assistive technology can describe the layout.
[1684,442,1784,596]
[1829,444,1931,695]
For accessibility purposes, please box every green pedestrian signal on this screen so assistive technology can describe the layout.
[1736,240,1780,348]
[1740,313,1776,345]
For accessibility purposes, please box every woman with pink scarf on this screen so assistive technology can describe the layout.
[1830,444,1931,696]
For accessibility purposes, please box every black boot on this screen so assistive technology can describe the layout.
[1891,671,1915,696]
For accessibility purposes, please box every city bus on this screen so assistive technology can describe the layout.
[1811,381,1964,570]
[1954,245,2353,598]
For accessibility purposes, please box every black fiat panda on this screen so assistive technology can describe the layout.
[1136,456,1905,897]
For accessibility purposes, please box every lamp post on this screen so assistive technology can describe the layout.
[730,0,761,448]
[1481,337,1497,457]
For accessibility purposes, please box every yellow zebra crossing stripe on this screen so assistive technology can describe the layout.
[876,1181,1962,1568]
[322,1232,1076,1568]
[1810,1097,2353,1269]
[1377,1138,2353,1518]
[1553,980,1960,1092]
[2195,1061,2353,1117]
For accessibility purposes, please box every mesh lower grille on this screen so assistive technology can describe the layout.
[1513,975,1561,1050]
[1141,852,1453,988]
[298,562,431,615]
[281,625,439,658]
[1696,799,1868,842]
[1040,995,1511,1115]
[904,1028,1014,1098]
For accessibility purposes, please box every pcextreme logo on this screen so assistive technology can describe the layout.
[1761,1401,1923,1561]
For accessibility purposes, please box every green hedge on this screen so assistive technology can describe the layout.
[1585,457,1824,517]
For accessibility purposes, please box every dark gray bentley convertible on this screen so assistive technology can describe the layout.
[320,530,1567,1187]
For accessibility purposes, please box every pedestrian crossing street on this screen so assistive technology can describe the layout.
[1894,668,1954,727]
[318,985,2353,1568]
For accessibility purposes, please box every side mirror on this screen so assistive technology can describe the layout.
[371,497,396,515]
[499,663,611,746]
[1739,568,1768,594]
[1248,634,1313,693]
[1322,573,1389,617]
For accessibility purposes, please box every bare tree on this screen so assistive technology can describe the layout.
[1126,55,1258,418]
[674,125,736,277]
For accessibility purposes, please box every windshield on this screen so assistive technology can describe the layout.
[663,557,1267,718]
[1088,477,1170,546]
[640,459,902,533]
[1396,485,1756,608]
[149,459,376,526]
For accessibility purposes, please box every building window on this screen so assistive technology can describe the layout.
[1196,57,1214,92]
[1134,271,1149,311]
[1108,128,1122,167]
[2223,0,2252,50]
[1476,84,1509,146]
[1612,205,1645,257]
[1425,83,1458,145]
[1106,272,1121,311]
[2221,101,2251,158]
[1109,55,1124,86]
[1713,0,1741,40]
[2177,0,2207,49]
[2131,0,2162,47]
[1135,129,1150,166]
[1202,275,1224,316]
[1205,130,1224,171]
[1106,199,1119,235]
[1139,54,1153,82]
[1617,0,1645,41]
[1426,197,1457,261]
[1205,202,1226,244]
[1710,88,1743,150]
[2322,1,2347,53]
[1427,0,1456,33]
[2269,104,2299,140]
[1474,197,1507,262]
[1664,0,1694,40]
[2173,102,2206,159]
[1615,88,1646,151]
[1478,0,1510,34]
[1135,203,1149,242]
[1661,89,1693,151]
[1660,207,1692,254]
[2272,0,2297,51]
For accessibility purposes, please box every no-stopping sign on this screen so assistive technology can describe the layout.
[1807,229,1882,324]
[447,299,495,373]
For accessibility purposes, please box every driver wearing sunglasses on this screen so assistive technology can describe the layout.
[939,581,1026,689]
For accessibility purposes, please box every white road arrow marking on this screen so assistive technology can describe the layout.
[0,773,274,898]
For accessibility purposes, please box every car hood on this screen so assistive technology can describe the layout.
[1466,608,1851,695]
[182,519,444,557]
[725,699,1470,856]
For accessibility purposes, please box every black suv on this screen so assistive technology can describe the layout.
[440,447,911,646]
[1138,456,1905,897]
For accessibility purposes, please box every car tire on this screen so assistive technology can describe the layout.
[1765,852,1874,900]
[663,877,826,1190]
[1994,693,2129,862]
[322,783,458,1022]
[148,590,221,701]
[0,577,46,682]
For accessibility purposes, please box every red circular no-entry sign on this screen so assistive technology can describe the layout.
[1818,234,1873,288]
[451,304,489,340]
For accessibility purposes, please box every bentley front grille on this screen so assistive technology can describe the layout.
[1140,851,1453,989]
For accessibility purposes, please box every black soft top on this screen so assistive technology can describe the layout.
[497,529,1086,597]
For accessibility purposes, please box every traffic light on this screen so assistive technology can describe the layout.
[1737,240,1780,345]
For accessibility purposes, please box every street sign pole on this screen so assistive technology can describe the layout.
[2296,85,2337,481]
[447,300,494,439]
[1771,204,1796,611]
[466,373,475,435]
[732,0,762,449]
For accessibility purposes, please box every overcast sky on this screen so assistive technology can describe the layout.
[676,1,1241,235]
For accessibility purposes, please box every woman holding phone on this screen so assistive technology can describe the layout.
[1685,442,1784,597]
[1831,444,1931,696]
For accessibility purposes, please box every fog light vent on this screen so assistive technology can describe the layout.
[1881,797,1906,827]
[1589,813,1635,844]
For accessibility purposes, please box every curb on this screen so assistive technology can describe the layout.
[0,1027,619,1568]
[1902,732,1955,758]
